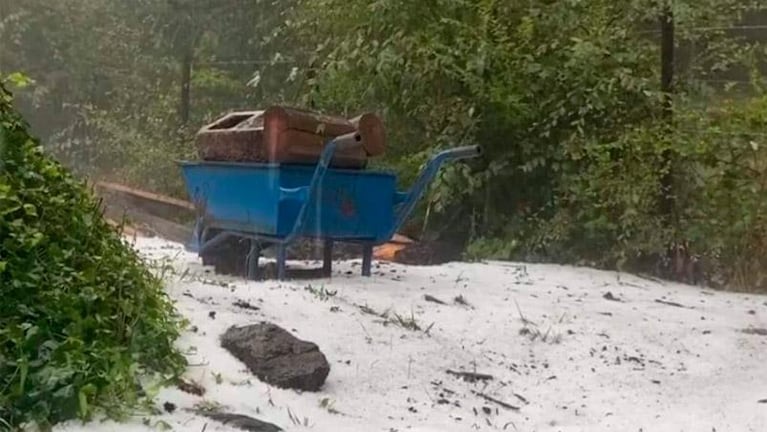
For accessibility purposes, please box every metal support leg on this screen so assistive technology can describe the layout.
[276,244,288,281]
[362,243,373,277]
[323,239,334,277]
[246,240,261,281]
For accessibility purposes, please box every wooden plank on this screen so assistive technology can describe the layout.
[102,202,193,244]
[94,181,195,223]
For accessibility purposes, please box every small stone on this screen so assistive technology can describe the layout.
[163,402,176,413]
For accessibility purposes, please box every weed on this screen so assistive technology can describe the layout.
[319,397,340,415]
[194,400,223,414]
[454,295,471,306]
[515,301,563,344]
[142,418,172,431]
[391,312,422,331]
[287,407,310,427]
[305,284,337,301]
[359,304,378,315]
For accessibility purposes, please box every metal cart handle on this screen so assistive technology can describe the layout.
[282,132,365,243]
[384,145,482,242]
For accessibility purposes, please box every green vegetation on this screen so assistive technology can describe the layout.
[2,0,767,293]
[291,0,767,290]
[0,82,185,429]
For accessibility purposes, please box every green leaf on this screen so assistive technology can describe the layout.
[4,72,35,89]
[78,388,89,418]
[23,204,38,217]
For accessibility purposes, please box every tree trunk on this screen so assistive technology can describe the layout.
[659,2,675,217]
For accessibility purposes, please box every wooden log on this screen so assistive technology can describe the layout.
[264,106,364,168]
[350,112,386,157]
[270,129,368,168]
[263,106,386,167]
[264,106,356,137]
[195,106,387,166]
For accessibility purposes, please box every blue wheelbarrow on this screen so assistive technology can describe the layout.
[178,132,481,280]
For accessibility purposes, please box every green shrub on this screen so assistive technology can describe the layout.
[0,83,185,428]
[674,96,767,291]
[488,95,767,292]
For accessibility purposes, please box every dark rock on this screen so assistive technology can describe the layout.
[163,402,176,413]
[197,411,282,432]
[221,322,330,391]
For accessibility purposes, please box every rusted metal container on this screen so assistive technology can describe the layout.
[195,111,266,162]
[263,106,386,168]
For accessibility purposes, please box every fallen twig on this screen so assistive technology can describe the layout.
[513,393,529,404]
[742,328,767,336]
[177,378,205,396]
[471,391,520,411]
[654,299,690,309]
[446,369,493,382]
[424,294,446,305]
[233,300,260,311]
[636,273,666,285]
[359,304,378,315]
[514,300,536,326]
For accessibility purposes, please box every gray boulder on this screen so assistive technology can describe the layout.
[221,322,330,391]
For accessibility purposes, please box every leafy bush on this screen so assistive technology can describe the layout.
[674,96,767,291]
[287,0,767,291]
[0,83,185,428]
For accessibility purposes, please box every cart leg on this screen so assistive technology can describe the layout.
[247,240,261,281]
[362,243,373,277]
[323,239,334,277]
[276,244,288,281]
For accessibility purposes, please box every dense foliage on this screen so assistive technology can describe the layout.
[0,83,185,429]
[3,0,767,290]
[286,0,767,290]
[0,0,296,195]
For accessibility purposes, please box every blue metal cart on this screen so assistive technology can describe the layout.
[179,133,481,280]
